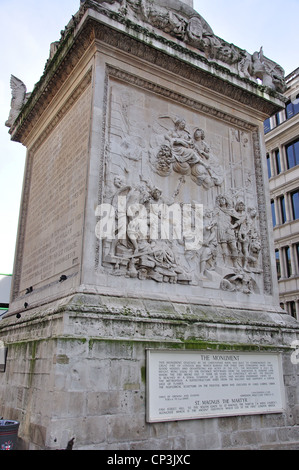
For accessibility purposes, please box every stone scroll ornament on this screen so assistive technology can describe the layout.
[85,0,286,93]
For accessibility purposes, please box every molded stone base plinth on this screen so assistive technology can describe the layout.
[1,294,299,450]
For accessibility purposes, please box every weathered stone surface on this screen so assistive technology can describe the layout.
[0,294,298,449]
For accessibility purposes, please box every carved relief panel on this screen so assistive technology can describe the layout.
[96,68,270,298]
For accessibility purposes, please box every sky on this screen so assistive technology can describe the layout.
[0,0,298,275]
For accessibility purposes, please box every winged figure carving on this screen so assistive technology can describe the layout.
[5,75,30,128]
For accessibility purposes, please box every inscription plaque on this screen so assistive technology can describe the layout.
[146,350,285,422]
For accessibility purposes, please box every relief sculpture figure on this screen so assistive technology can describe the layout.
[190,128,223,188]
[198,209,217,276]
[214,194,239,269]
[152,116,223,188]
[233,199,251,272]
[210,194,262,294]
[102,175,192,284]
[164,117,199,174]
[102,90,264,295]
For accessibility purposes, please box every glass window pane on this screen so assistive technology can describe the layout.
[275,249,281,279]
[271,200,276,227]
[279,196,286,223]
[275,149,281,174]
[294,140,299,166]
[291,191,299,220]
[286,101,294,119]
[285,246,292,277]
[264,118,271,134]
[267,154,271,178]
[287,141,296,169]
[288,301,296,318]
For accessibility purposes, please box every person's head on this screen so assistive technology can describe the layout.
[194,128,205,140]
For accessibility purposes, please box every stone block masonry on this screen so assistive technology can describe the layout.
[1,294,299,450]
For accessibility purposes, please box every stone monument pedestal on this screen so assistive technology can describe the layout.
[1,0,299,450]
[1,294,299,450]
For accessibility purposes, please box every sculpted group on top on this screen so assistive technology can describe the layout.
[5,0,286,131]
[85,0,286,93]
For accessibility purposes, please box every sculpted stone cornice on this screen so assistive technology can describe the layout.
[9,9,285,144]
[80,1,286,94]
[90,20,284,115]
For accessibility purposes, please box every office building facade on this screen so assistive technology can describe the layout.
[265,67,299,318]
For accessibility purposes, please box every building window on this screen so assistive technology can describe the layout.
[286,138,299,169]
[284,246,292,278]
[278,195,286,223]
[291,190,299,220]
[274,149,281,175]
[271,200,276,227]
[286,96,299,120]
[296,243,299,272]
[264,118,271,134]
[275,249,281,280]
[287,301,296,318]
[275,112,282,126]
[266,154,271,178]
